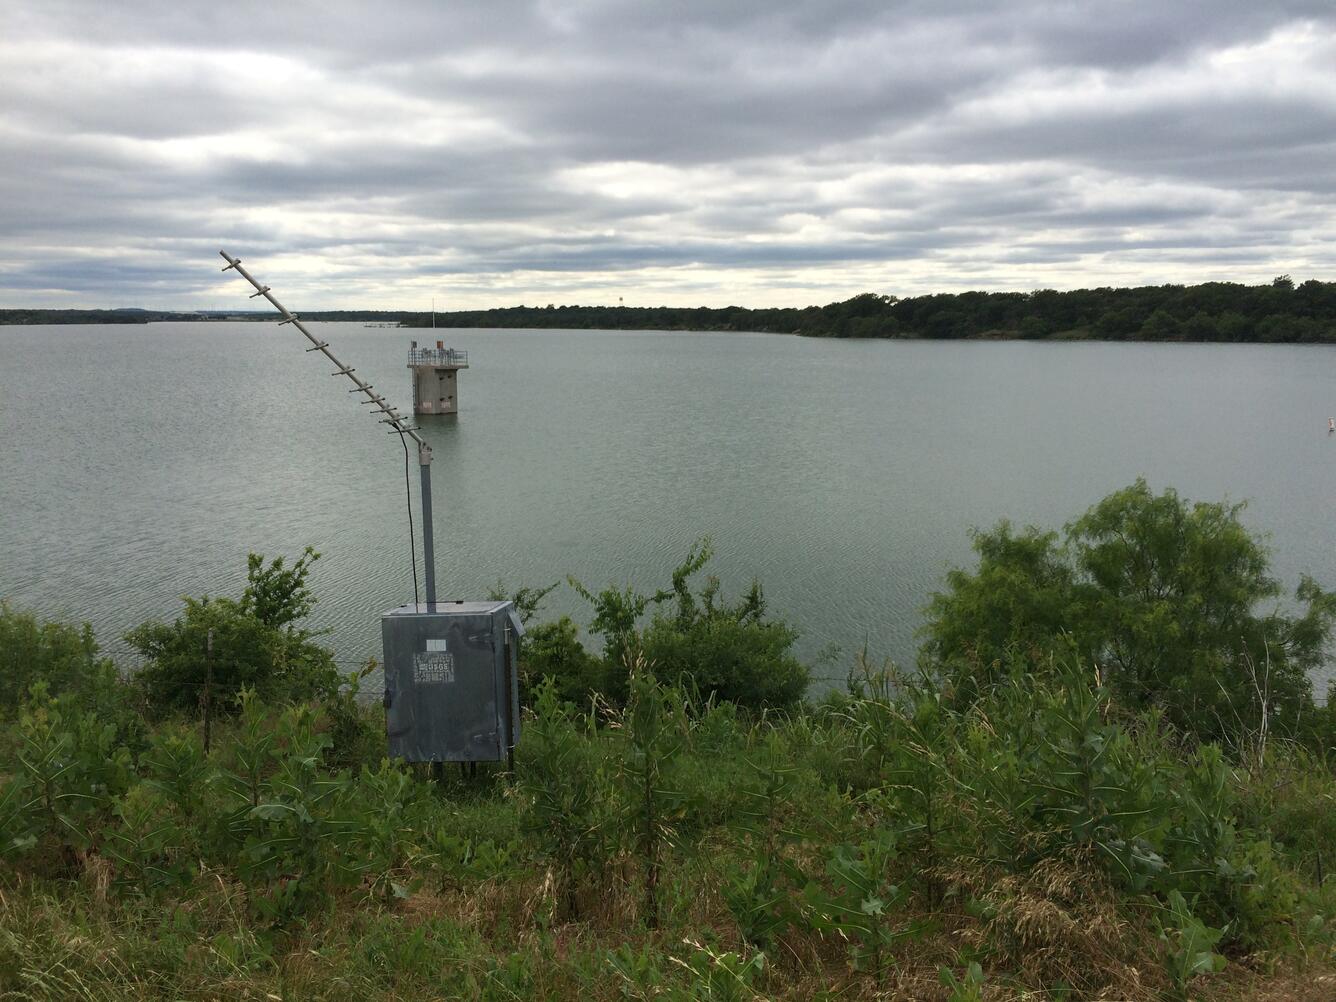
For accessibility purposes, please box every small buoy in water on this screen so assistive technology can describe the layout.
[1329,417,1333,434]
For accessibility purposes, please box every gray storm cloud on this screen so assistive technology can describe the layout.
[1,1,1334,308]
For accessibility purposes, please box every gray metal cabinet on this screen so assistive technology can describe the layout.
[382,601,523,763]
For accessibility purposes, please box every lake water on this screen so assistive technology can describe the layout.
[3,323,1335,695]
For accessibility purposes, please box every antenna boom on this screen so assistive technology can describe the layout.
[218,249,438,606]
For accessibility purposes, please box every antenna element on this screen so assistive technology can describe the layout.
[218,250,439,606]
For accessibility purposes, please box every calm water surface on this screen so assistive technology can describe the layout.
[3,323,1335,693]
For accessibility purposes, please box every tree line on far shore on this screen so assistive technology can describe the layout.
[8,275,1336,343]
[404,275,1336,342]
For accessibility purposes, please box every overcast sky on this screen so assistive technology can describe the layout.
[3,1,1335,310]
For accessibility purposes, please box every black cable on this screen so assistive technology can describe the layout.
[399,431,420,606]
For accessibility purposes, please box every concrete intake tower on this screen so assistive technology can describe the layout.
[409,340,468,415]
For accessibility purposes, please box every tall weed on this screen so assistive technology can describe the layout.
[619,671,689,927]
[724,738,802,949]
[14,684,131,860]
[516,678,612,920]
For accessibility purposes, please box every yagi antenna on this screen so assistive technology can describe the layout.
[218,250,440,607]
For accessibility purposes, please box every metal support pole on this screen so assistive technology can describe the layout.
[419,442,436,608]
[503,625,516,774]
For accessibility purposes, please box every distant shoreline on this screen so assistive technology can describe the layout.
[4,276,1334,343]
[4,320,1331,348]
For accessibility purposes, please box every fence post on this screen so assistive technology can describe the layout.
[203,628,214,755]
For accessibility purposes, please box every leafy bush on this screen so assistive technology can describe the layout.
[1234,745,1336,888]
[11,684,133,862]
[802,831,908,976]
[923,479,1336,746]
[320,661,385,770]
[104,785,194,893]
[1158,890,1227,1000]
[127,549,339,715]
[643,541,808,710]
[640,598,806,712]
[220,697,363,921]
[571,540,809,711]
[724,741,803,949]
[0,602,126,718]
[939,963,986,1002]
[413,827,517,894]
[517,616,608,708]
[1,519,1335,998]
[138,723,212,822]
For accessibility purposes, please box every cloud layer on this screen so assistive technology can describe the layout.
[3,1,1335,308]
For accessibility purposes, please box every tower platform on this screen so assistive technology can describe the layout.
[409,340,468,414]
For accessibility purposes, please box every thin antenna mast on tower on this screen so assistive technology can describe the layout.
[218,250,440,607]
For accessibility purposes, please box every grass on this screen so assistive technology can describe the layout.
[1,663,1334,1002]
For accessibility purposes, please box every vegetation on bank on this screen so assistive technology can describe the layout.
[402,276,1336,343]
[0,308,208,325]
[9,275,1336,343]
[2,482,1335,1000]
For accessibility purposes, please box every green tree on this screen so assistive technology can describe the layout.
[1140,309,1181,340]
[920,524,1077,703]
[1069,482,1335,739]
[240,546,320,628]
[1017,316,1050,339]
[923,480,1336,746]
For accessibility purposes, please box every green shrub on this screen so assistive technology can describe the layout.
[939,963,986,1002]
[0,775,34,861]
[0,521,1333,997]
[518,615,608,708]
[103,784,195,893]
[570,540,809,711]
[138,723,213,822]
[1236,745,1336,869]
[642,540,807,710]
[127,549,339,715]
[413,827,518,894]
[923,480,1336,746]
[222,699,361,922]
[724,741,803,949]
[353,758,430,901]
[12,684,132,860]
[802,830,909,976]
[641,606,807,712]
[1158,890,1227,1000]
[320,661,385,770]
[0,602,124,718]
[687,698,749,756]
